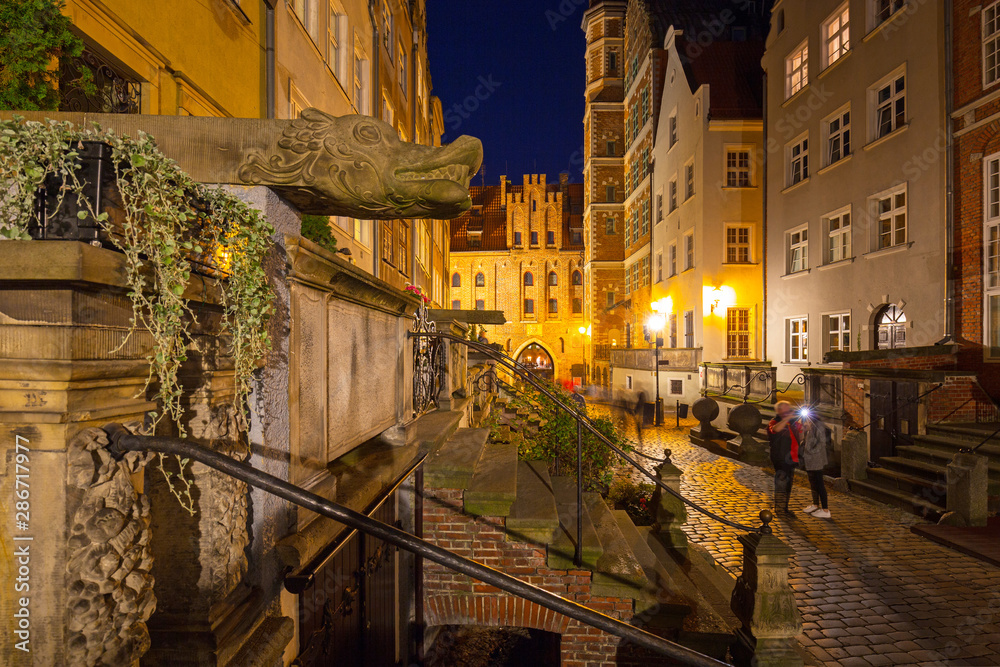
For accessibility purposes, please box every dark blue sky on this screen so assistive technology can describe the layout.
[426,0,587,184]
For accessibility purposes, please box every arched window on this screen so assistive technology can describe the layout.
[572,270,582,286]
[452,273,461,287]
[548,271,558,286]
[475,272,485,287]
[524,272,534,287]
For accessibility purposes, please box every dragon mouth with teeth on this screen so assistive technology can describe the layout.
[238,109,483,220]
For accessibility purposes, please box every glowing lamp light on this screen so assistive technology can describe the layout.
[703,285,737,316]
[647,314,666,332]
[650,297,673,314]
[579,326,587,335]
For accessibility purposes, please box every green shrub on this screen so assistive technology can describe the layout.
[607,478,655,526]
[300,214,338,253]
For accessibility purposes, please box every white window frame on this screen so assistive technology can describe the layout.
[289,82,311,119]
[327,3,348,81]
[986,2,1000,89]
[668,110,678,148]
[870,0,906,32]
[656,250,663,282]
[785,40,809,99]
[788,317,809,363]
[787,135,809,187]
[823,3,850,69]
[825,312,852,353]
[725,146,753,187]
[725,224,753,264]
[684,232,694,270]
[984,153,1000,358]
[825,106,851,166]
[870,67,906,141]
[871,184,907,250]
[292,0,320,43]
[788,225,809,274]
[354,45,370,115]
[685,161,695,200]
[668,177,678,212]
[668,242,677,277]
[825,206,852,264]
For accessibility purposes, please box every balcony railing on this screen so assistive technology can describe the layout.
[612,347,701,371]
[702,362,777,403]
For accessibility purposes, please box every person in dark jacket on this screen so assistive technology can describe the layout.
[799,417,831,518]
[767,401,802,516]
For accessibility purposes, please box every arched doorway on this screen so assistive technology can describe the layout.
[516,342,555,384]
[875,304,906,350]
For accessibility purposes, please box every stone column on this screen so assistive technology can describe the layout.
[944,452,989,527]
[840,430,868,481]
[650,449,688,557]
[730,511,802,667]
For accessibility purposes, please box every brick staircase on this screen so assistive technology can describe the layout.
[847,422,1000,519]
[420,407,737,663]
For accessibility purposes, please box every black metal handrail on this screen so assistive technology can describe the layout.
[412,331,765,537]
[101,424,726,667]
[964,425,1000,454]
[847,383,944,432]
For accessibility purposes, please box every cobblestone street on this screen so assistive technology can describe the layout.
[593,406,1000,666]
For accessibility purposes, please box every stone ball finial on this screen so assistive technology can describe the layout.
[692,397,720,423]
[759,509,773,534]
[728,403,762,437]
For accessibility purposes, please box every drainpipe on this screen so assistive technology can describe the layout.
[761,70,768,360]
[942,0,956,343]
[410,26,419,287]
[264,0,276,119]
[370,0,381,280]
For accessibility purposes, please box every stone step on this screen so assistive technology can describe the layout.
[847,478,945,520]
[424,427,489,489]
[877,456,948,483]
[505,461,560,544]
[583,493,649,598]
[926,422,1000,443]
[867,466,947,498]
[412,408,466,453]
[911,433,1000,461]
[464,443,518,517]
[611,510,691,624]
[547,476,604,570]
[897,445,1000,481]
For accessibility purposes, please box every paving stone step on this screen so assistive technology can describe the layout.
[847,478,945,520]
[583,493,649,598]
[505,461,560,544]
[867,465,947,498]
[424,427,488,489]
[877,455,948,483]
[464,443,518,517]
[911,433,1000,460]
[547,476,604,570]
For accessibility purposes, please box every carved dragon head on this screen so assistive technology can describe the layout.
[238,109,483,220]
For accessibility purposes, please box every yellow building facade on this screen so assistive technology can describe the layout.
[450,174,588,386]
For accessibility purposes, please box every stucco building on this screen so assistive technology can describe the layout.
[449,174,587,386]
[762,0,949,384]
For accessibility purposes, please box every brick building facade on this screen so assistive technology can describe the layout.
[450,174,587,385]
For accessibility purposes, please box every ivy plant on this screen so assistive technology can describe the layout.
[300,214,339,254]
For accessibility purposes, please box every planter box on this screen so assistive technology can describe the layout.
[30,141,116,242]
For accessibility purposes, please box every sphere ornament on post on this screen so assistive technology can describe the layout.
[728,402,767,464]
[691,396,720,440]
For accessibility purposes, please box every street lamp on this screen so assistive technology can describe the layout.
[578,326,590,386]
[647,313,666,425]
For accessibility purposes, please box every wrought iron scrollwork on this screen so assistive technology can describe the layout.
[59,48,142,114]
[412,302,442,416]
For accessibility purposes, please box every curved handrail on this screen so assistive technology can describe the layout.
[411,331,768,535]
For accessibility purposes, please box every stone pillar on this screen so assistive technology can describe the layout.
[841,430,868,481]
[730,511,802,667]
[729,403,767,464]
[944,452,989,527]
[650,449,688,557]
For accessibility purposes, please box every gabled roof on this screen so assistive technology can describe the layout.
[644,0,773,45]
[677,38,765,119]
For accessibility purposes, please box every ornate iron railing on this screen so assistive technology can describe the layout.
[59,47,142,114]
[411,302,442,416]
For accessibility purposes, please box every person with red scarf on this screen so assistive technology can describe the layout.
[768,401,802,516]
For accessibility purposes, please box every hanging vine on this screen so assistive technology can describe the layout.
[0,117,275,512]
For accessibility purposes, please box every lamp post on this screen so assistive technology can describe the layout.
[647,313,666,426]
[578,325,590,387]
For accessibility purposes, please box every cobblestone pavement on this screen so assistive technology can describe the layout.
[591,405,1000,667]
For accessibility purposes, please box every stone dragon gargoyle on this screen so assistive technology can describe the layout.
[2,109,484,220]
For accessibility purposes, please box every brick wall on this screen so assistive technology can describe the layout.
[422,486,636,666]
[844,353,957,371]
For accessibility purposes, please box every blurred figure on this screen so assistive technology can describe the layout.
[767,401,803,516]
[799,414,831,519]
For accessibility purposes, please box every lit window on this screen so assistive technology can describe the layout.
[823,4,850,68]
[788,227,809,273]
[727,308,752,359]
[827,313,851,352]
[785,41,809,99]
[789,317,808,362]
[873,73,905,139]
[826,210,852,263]
[874,187,907,249]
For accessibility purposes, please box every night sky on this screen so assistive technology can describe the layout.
[426,0,588,185]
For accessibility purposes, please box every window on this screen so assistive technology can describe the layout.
[669,313,678,348]
[632,206,639,239]
[875,304,906,349]
[668,112,677,147]
[641,200,649,235]
[293,0,320,42]
[827,313,851,352]
[788,137,809,185]
[726,225,752,263]
[826,109,851,165]
[398,41,407,96]
[826,210,852,263]
[684,311,694,347]
[685,162,695,199]
[872,0,905,30]
[327,6,345,80]
[873,72,905,139]
[606,185,616,202]
[986,156,1000,357]
[789,317,808,362]
[875,187,907,249]
[607,51,617,73]
[475,272,485,287]
[727,307,752,359]
[606,291,616,308]
[726,150,751,187]
[451,299,461,310]
[382,4,394,58]
[452,272,461,287]
[668,242,677,277]
[656,251,663,282]
[530,231,539,246]
[986,3,1000,87]
[354,50,370,114]
[548,271,558,286]
[788,227,809,273]
[626,375,633,390]
[606,140,616,156]
[523,272,534,286]
[514,231,522,246]
[475,299,485,310]
[823,4,850,68]
[381,94,394,125]
[605,216,615,234]
[571,230,583,245]
[684,233,694,270]
[524,299,535,315]
[547,230,555,245]
[670,379,684,395]
[785,41,809,99]
[548,298,558,314]
[573,298,582,314]
[656,193,663,221]
[669,178,678,212]
[570,270,582,286]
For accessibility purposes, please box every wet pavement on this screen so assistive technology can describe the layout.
[592,405,1000,667]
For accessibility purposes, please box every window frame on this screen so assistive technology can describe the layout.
[725,223,753,264]
[524,298,535,315]
[668,110,678,148]
[668,177,678,212]
[870,68,906,141]
[788,225,809,274]
[825,106,851,166]
[788,316,809,363]
[684,161,695,200]
[787,135,809,186]
[785,40,809,100]
[725,147,753,188]
[984,153,1000,358]
[523,272,534,287]
[871,184,907,250]
[985,2,1000,89]
[726,307,753,359]
[451,272,461,288]
[870,0,905,32]
[684,232,694,270]
[656,250,663,282]
[668,242,677,277]
[475,272,485,287]
[825,312,852,354]
[824,207,853,264]
[822,3,850,70]
[605,216,616,235]
[684,310,695,348]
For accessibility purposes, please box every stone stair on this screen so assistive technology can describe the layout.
[422,419,737,660]
[848,422,1000,519]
